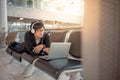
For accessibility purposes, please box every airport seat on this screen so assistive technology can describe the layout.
[0,32,17,48]
[5,32,18,45]
[49,31,68,42]
[34,31,82,80]
[5,30,82,80]
[22,31,82,80]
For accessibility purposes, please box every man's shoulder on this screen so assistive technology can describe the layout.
[25,31,32,35]
[26,30,31,34]
[25,31,34,38]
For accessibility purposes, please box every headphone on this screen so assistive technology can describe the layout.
[31,21,40,33]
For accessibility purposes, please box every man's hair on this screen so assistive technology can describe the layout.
[30,21,45,31]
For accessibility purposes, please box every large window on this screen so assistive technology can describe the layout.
[40,0,81,16]
[7,0,84,29]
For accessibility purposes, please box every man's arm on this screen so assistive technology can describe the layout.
[43,48,50,54]
[33,44,44,54]
[42,33,51,54]
[24,31,35,55]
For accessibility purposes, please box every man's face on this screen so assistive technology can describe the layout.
[34,27,45,39]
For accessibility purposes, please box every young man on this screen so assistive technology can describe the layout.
[24,21,50,56]
[8,21,50,56]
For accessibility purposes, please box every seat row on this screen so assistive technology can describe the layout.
[6,30,82,80]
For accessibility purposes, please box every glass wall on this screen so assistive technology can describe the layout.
[8,21,30,42]
[7,0,82,16]
[8,22,30,32]
[7,0,83,30]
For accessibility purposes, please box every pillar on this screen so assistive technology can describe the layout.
[0,0,8,33]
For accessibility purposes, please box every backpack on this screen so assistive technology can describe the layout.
[8,41,25,53]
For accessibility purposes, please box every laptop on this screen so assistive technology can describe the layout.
[39,42,71,60]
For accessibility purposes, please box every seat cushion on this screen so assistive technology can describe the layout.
[35,58,81,79]
[12,51,22,62]
[21,53,39,64]
[6,47,13,55]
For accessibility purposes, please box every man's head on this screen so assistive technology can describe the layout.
[30,21,45,39]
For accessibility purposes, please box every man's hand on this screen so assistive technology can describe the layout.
[43,48,50,54]
[33,44,44,54]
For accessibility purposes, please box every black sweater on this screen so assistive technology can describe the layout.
[24,31,50,55]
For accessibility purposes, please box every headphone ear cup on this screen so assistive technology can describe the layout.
[31,29,35,33]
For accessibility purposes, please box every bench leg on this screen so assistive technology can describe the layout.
[58,69,83,80]
[57,73,70,80]
[69,72,82,80]
[22,63,35,78]
[22,58,39,78]
[8,57,16,64]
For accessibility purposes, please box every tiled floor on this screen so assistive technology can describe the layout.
[0,48,52,80]
[0,48,72,80]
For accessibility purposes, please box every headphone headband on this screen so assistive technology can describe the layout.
[31,21,40,33]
